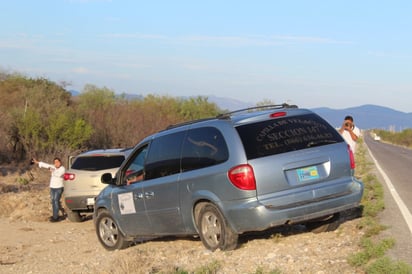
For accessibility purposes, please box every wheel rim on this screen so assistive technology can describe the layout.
[99,216,119,247]
[201,211,222,248]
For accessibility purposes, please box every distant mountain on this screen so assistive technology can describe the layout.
[206,95,252,111]
[311,105,412,131]
[68,91,411,131]
[208,96,412,131]
[68,90,143,100]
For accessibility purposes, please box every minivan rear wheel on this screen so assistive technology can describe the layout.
[305,213,340,233]
[95,209,130,250]
[196,203,238,251]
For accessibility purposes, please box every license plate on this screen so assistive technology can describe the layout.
[87,198,95,205]
[297,166,319,182]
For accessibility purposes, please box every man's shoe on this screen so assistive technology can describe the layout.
[49,217,59,223]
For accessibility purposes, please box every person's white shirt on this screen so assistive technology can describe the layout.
[341,126,361,154]
[38,162,65,188]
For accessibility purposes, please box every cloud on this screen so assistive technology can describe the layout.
[72,67,91,74]
[65,0,112,3]
[270,35,352,44]
[101,33,168,40]
[101,32,352,47]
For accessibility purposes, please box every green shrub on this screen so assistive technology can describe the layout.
[367,256,412,274]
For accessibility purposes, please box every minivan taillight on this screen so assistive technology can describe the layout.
[64,173,75,181]
[228,164,256,190]
[347,145,355,170]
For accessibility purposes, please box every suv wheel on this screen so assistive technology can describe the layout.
[66,209,83,222]
[95,209,130,250]
[196,203,238,251]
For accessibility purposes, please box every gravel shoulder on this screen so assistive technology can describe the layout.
[0,167,365,274]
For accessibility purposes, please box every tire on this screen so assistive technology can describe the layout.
[95,209,130,250]
[66,209,83,222]
[305,213,340,233]
[196,203,238,251]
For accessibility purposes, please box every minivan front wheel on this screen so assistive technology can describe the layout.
[95,209,130,250]
[196,203,238,251]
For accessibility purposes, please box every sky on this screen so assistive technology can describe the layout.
[1,0,411,112]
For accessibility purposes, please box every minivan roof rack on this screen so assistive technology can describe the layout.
[165,103,298,130]
[216,103,298,119]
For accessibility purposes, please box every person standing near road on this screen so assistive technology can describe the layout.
[339,115,361,154]
[33,157,66,222]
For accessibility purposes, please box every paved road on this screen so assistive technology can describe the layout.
[363,132,412,265]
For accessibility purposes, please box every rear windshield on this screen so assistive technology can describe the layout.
[236,113,343,160]
[71,155,125,171]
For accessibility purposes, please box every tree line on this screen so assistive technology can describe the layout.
[0,72,222,165]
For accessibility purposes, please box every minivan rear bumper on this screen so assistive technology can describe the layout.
[224,179,363,233]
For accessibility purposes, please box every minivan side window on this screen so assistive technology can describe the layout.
[181,127,229,172]
[145,131,186,180]
[124,145,148,185]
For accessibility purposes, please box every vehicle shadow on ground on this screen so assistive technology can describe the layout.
[127,207,363,250]
[239,206,363,247]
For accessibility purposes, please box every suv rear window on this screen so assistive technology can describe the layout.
[71,155,126,171]
[236,113,343,160]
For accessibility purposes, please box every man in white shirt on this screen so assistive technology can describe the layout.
[33,157,66,222]
[338,115,361,154]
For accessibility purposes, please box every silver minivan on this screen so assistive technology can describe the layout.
[94,105,363,251]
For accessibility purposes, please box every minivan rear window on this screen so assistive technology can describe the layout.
[71,155,125,171]
[236,113,343,160]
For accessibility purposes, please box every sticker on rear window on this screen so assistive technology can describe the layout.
[297,166,319,182]
[118,192,136,215]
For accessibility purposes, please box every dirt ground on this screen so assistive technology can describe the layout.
[0,166,365,274]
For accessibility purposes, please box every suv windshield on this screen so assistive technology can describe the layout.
[236,113,343,160]
[71,156,126,171]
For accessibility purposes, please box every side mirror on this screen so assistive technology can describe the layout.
[101,173,114,184]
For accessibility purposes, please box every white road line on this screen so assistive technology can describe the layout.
[366,146,412,236]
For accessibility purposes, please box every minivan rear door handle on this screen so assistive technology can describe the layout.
[144,191,154,199]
